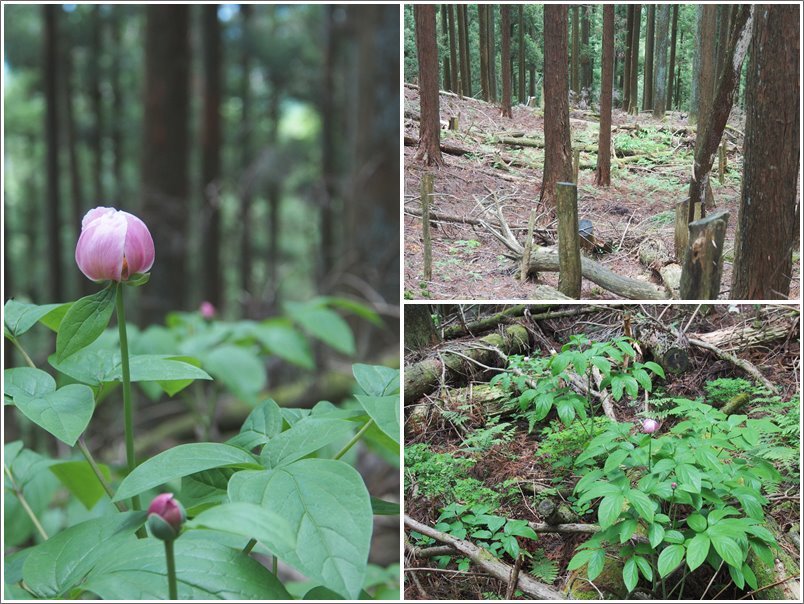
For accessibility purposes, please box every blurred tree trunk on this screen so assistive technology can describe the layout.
[643,5,654,111]
[201,5,222,309]
[440,5,450,91]
[628,4,641,115]
[457,4,469,97]
[405,305,439,351]
[447,4,458,93]
[518,5,525,103]
[540,5,572,206]
[414,4,443,166]
[240,4,254,310]
[461,5,471,96]
[581,5,591,91]
[141,5,190,323]
[266,88,281,312]
[623,5,633,110]
[43,5,63,303]
[90,5,103,203]
[667,5,679,110]
[571,6,579,95]
[595,5,614,187]
[319,4,337,295]
[487,7,496,102]
[652,5,671,118]
[110,9,124,200]
[478,4,489,100]
[732,5,799,299]
[500,5,512,118]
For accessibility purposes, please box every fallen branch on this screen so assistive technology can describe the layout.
[404,515,564,600]
[528,522,600,534]
[688,337,776,392]
[404,135,471,157]
[404,206,554,243]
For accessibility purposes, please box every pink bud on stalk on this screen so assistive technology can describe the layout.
[642,418,659,434]
[671,482,677,489]
[199,301,216,319]
[75,207,154,282]
[147,493,186,541]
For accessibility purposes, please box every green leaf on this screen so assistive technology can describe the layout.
[55,286,116,361]
[352,364,399,396]
[619,518,638,543]
[598,494,624,529]
[230,399,283,450]
[675,463,702,493]
[203,345,266,404]
[370,497,400,515]
[664,530,685,544]
[622,557,638,592]
[316,296,382,326]
[11,384,95,446]
[728,562,745,589]
[610,375,625,401]
[4,368,56,402]
[577,481,621,504]
[649,523,665,548]
[567,549,594,571]
[260,418,356,468]
[229,459,372,599]
[744,524,775,544]
[556,397,576,425]
[549,353,571,376]
[710,534,743,567]
[253,320,314,369]
[127,354,211,387]
[3,300,65,338]
[180,468,234,515]
[686,533,710,571]
[687,513,707,532]
[287,304,355,355]
[49,461,112,510]
[642,361,665,379]
[603,449,629,474]
[590,356,612,378]
[750,541,774,566]
[634,555,653,581]
[587,549,606,581]
[657,544,685,578]
[355,395,399,444]
[187,502,295,553]
[22,512,146,598]
[742,562,758,590]
[627,489,655,523]
[83,537,290,599]
[504,519,537,540]
[114,443,259,501]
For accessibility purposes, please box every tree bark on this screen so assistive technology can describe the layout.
[556,183,581,298]
[642,5,654,111]
[595,5,614,187]
[623,5,634,110]
[240,4,255,309]
[141,5,190,323]
[518,5,525,104]
[628,4,641,115]
[90,5,103,203]
[696,5,718,140]
[571,6,580,95]
[689,6,703,124]
[581,5,592,91]
[500,5,512,118]
[440,5,451,91]
[478,4,489,100]
[540,5,572,206]
[414,5,443,166]
[405,304,439,351]
[732,5,800,299]
[447,4,459,93]
[459,4,472,97]
[667,5,679,110]
[201,4,222,309]
[652,5,671,118]
[43,5,63,303]
[487,7,496,102]
[110,8,124,201]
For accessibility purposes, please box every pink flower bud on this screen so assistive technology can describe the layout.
[147,493,185,540]
[75,207,154,282]
[199,301,216,319]
[642,418,659,434]
[671,482,677,489]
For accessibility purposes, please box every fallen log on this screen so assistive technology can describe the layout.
[404,135,471,157]
[691,311,797,351]
[403,324,529,405]
[688,336,776,393]
[637,324,690,374]
[404,515,564,600]
[404,206,554,243]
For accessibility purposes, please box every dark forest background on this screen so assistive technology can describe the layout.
[3,3,399,357]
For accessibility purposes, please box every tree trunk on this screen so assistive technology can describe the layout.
[642,5,654,111]
[581,5,591,91]
[447,4,459,94]
[460,4,472,97]
[440,4,451,91]
[457,4,470,97]
[595,5,614,187]
[623,5,634,109]
[518,5,525,103]
[478,5,489,100]
[696,6,717,132]
[90,5,103,203]
[141,5,190,323]
[556,183,581,298]
[652,5,671,118]
[732,5,800,299]
[487,7,496,102]
[43,5,63,303]
[110,9,124,200]
[571,6,580,95]
[266,89,281,311]
[540,5,572,206]
[667,5,679,109]
[689,6,703,124]
[405,304,439,351]
[628,4,641,115]
[500,5,512,118]
[240,4,255,309]
[715,5,732,84]
[414,4,443,166]
[201,4,222,309]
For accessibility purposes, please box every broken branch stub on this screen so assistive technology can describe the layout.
[680,210,729,299]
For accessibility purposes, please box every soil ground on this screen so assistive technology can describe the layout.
[404,85,800,300]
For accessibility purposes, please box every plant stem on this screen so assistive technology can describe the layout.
[4,465,49,540]
[11,337,36,368]
[272,555,278,576]
[648,437,652,473]
[242,538,257,555]
[116,284,141,514]
[77,438,127,512]
[333,419,375,460]
[164,539,178,600]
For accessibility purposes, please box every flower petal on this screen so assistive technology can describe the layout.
[121,211,155,275]
[75,211,127,281]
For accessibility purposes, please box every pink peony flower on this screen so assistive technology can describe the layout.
[642,418,659,434]
[75,207,154,282]
[199,301,216,319]
[147,493,185,540]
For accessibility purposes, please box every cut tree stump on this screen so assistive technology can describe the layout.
[679,210,729,299]
[637,325,689,373]
[557,182,582,299]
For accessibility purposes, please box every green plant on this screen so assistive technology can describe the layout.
[537,416,612,477]
[569,399,782,597]
[528,548,559,584]
[404,445,475,500]
[704,377,763,406]
[460,418,516,452]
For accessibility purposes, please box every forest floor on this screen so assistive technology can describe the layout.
[403,85,800,300]
[403,305,801,600]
